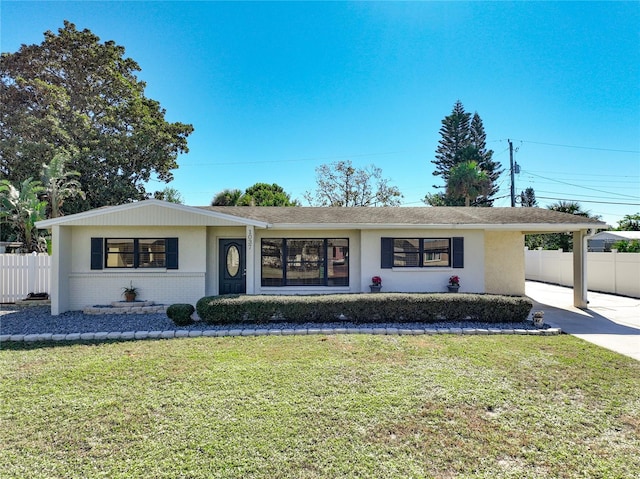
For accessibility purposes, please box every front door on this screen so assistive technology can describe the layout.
[219,239,246,294]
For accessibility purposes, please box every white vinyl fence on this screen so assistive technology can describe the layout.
[525,248,640,298]
[0,253,51,303]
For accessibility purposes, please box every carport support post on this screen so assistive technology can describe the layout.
[572,230,588,308]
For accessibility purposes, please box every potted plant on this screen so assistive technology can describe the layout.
[370,276,382,293]
[122,281,139,302]
[447,275,460,293]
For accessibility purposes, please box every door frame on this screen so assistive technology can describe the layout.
[218,238,246,294]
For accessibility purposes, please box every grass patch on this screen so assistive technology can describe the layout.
[1,335,639,478]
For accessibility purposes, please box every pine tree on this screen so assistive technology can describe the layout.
[428,101,502,206]
[433,100,471,181]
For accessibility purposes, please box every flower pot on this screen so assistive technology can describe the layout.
[124,292,136,302]
[369,285,382,293]
[447,285,459,293]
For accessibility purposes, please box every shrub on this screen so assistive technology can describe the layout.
[166,303,195,326]
[196,293,533,325]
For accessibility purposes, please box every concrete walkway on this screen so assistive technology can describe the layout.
[526,281,640,361]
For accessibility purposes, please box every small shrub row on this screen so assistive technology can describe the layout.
[196,293,533,325]
[166,303,195,326]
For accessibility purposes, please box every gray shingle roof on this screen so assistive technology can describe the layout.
[202,206,605,229]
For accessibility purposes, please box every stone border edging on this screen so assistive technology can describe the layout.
[0,327,562,343]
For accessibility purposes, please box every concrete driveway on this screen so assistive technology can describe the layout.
[526,281,640,361]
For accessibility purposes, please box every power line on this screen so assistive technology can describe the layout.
[493,138,639,154]
[534,189,640,202]
[535,196,640,206]
[523,169,639,179]
[522,170,639,200]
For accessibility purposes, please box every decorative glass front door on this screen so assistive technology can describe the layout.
[219,239,246,294]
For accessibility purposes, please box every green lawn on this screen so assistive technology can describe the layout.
[1,335,639,478]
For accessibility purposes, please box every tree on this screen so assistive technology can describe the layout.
[611,240,640,253]
[237,183,299,206]
[0,21,194,213]
[446,161,491,207]
[211,189,243,206]
[304,160,403,207]
[519,187,537,207]
[616,213,640,231]
[154,187,184,204]
[427,101,502,206]
[41,153,85,218]
[0,178,47,251]
[525,201,600,251]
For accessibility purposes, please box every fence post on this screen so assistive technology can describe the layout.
[28,252,37,295]
[611,249,618,295]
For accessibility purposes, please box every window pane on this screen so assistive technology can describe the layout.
[423,239,450,267]
[139,239,166,268]
[328,239,349,286]
[285,262,324,285]
[285,239,324,286]
[261,238,349,287]
[286,240,324,263]
[106,239,134,268]
[261,239,283,286]
[393,239,420,267]
[226,245,240,278]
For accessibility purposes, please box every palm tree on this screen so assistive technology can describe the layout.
[211,189,244,206]
[0,178,47,251]
[547,200,594,217]
[41,153,85,218]
[446,161,491,207]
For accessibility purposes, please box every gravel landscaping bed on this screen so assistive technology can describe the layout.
[0,305,548,336]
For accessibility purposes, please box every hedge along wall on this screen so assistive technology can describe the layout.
[196,293,533,325]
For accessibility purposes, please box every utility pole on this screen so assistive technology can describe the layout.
[509,139,515,207]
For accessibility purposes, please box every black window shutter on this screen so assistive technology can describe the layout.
[452,237,464,268]
[91,238,103,270]
[381,237,393,269]
[166,238,179,269]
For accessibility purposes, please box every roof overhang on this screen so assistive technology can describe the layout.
[35,199,269,229]
[264,222,602,232]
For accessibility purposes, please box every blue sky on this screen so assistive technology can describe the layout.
[2,1,639,227]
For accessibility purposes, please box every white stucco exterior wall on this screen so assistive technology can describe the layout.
[51,225,72,315]
[484,231,525,295]
[64,226,207,311]
[360,229,485,293]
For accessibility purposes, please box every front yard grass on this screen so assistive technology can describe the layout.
[1,335,639,478]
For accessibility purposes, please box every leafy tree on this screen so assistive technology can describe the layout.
[0,178,47,251]
[519,187,537,207]
[612,239,640,253]
[427,101,502,206]
[41,153,85,218]
[211,189,244,206]
[153,187,184,204]
[304,160,403,207]
[525,201,600,252]
[446,161,491,207]
[616,213,640,231]
[0,21,193,213]
[237,183,299,206]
